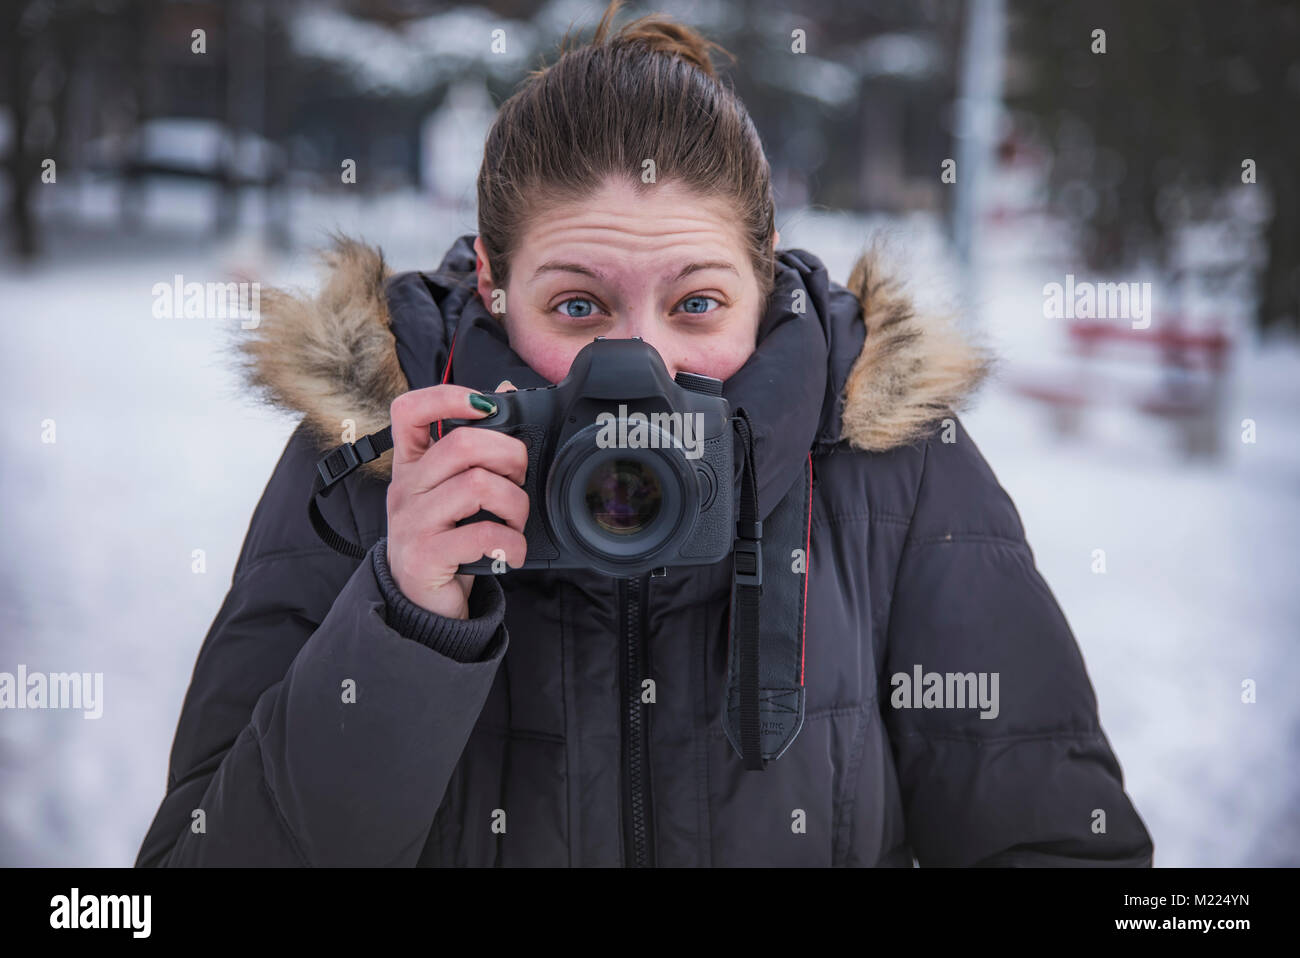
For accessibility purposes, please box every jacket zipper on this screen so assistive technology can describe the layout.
[618,574,656,867]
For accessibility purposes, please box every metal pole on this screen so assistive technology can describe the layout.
[952,0,1006,329]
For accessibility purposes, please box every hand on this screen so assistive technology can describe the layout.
[385,381,527,620]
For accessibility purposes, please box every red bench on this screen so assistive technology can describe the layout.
[1010,316,1234,456]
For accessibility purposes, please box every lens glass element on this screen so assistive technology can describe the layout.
[584,459,663,535]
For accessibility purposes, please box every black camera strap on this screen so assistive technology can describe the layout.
[732,413,764,769]
[308,425,393,560]
[306,414,811,771]
[724,410,809,771]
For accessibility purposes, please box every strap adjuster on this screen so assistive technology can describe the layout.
[733,538,762,588]
[316,442,361,488]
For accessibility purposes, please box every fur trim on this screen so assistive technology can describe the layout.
[239,236,994,477]
[840,243,995,452]
[237,237,405,480]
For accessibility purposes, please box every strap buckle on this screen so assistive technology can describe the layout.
[733,537,762,588]
[315,442,361,489]
[314,433,384,490]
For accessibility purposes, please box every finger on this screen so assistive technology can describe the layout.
[413,466,530,534]
[495,380,518,392]
[407,425,529,493]
[390,385,497,467]
[412,521,528,572]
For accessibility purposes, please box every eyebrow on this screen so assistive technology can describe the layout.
[532,260,739,283]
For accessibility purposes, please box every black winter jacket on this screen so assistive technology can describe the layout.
[136,234,1154,867]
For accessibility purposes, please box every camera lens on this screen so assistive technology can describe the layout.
[584,459,663,535]
[546,420,700,575]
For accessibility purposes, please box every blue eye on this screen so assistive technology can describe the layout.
[558,298,598,318]
[679,295,720,314]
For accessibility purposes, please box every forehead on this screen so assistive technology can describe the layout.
[514,178,751,280]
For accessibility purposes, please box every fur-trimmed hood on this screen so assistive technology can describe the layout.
[238,234,994,480]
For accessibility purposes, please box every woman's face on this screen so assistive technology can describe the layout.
[474,177,777,384]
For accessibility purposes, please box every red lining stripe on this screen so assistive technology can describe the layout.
[800,452,812,686]
[434,329,459,440]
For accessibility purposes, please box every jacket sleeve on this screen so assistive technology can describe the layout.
[880,416,1154,867]
[135,422,508,867]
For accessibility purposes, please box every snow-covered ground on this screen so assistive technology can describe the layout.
[962,219,1300,869]
[1,181,1296,866]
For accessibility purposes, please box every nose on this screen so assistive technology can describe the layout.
[615,312,677,379]
[634,339,677,380]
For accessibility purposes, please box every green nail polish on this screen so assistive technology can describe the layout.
[469,393,498,415]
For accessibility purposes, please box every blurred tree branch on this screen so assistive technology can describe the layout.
[1007,0,1299,332]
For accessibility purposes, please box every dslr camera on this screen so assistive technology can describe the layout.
[444,337,734,577]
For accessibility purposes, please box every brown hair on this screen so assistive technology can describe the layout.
[475,0,777,304]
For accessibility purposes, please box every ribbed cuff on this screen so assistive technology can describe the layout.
[371,537,506,662]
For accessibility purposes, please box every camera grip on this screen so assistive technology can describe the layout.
[453,422,551,575]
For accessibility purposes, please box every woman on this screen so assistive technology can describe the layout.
[136,2,1153,867]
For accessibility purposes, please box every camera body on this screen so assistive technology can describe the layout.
[443,337,734,577]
